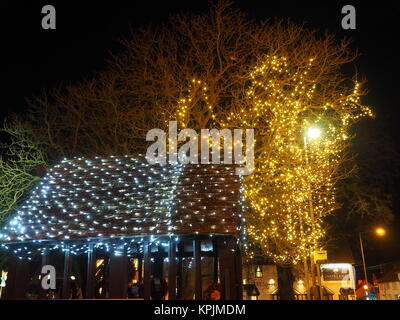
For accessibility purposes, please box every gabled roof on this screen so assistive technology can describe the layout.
[0,156,242,243]
[379,263,400,283]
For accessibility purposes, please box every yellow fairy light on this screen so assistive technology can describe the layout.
[226,55,373,264]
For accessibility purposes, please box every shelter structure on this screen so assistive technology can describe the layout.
[0,156,244,300]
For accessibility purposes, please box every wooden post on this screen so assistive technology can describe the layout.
[194,238,202,300]
[143,241,151,300]
[168,240,176,300]
[217,239,226,299]
[3,255,30,300]
[61,245,72,299]
[224,269,232,300]
[38,249,49,299]
[212,239,219,283]
[138,256,143,283]
[217,238,237,300]
[235,245,243,300]
[176,241,184,299]
[109,245,128,299]
[85,242,95,299]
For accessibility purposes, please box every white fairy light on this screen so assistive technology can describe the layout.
[0,156,246,259]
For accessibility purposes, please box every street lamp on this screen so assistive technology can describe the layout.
[303,126,322,300]
[375,227,386,237]
[307,127,321,140]
[358,227,386,298]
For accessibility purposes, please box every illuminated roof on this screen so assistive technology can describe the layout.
[0,156,242,243]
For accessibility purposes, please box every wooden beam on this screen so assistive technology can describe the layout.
[168,240,177,300]
[61,245,72,299]
[85,242,95,299]
[109,245,128,299]
[194,238,202,300]
[143,242,151,300]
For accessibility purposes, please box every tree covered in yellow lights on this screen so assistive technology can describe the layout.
[170,31,373,271]
[224,55,372,265]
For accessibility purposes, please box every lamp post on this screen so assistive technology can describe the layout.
[358,227,386,298]
[358,232,368,292]
[303,127,322,300]
[300,216,311,300]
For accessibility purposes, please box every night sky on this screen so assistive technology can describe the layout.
[1,1,399,267]
[2,1,399,122]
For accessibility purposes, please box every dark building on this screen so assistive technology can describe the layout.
[0,156,244,300]
[377,262,400,300]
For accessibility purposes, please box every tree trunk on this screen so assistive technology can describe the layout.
[277,265,295,300]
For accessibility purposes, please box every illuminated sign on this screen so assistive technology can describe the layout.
[321,264,351,282]
[313,250,327,263]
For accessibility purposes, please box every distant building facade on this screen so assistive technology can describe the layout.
[378,263,400,300]
[242,264,278,300]
[242,239,356,300]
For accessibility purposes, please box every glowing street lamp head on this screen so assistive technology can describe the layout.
[375,227,386,237]
[307,127,321,139]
